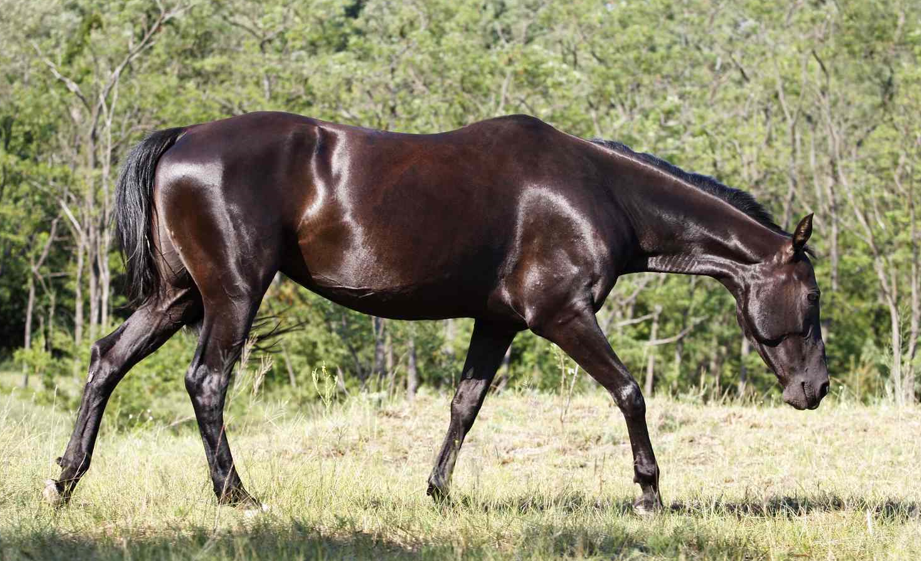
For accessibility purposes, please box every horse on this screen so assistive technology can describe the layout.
[43,112,829,513]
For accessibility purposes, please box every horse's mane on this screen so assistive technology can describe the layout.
[590,139,788,236]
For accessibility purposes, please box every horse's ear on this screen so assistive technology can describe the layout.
[791,213,813,253]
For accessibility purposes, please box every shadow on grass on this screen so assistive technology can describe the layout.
[1,519,759,561]
[669,494,921,522]
[4,524,416,561]
[438,492,635,515]
[515,520,758,560]
[6,493,914,560]
[440,491,921,523]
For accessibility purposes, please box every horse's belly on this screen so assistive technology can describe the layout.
[306,281,484,320]
[292,268,494,320]
[282,234,503,320]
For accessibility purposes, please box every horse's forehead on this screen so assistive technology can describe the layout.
[778,263,818,295]
[755,259,815,289]
[790,257,818,284]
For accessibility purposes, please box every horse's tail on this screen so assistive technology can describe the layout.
[114,127,186,306]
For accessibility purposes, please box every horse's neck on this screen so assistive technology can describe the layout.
[624,176,787,284]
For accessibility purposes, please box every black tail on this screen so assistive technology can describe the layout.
[115,127,186,306]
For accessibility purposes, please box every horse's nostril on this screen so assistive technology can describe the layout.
[818,381,829,399]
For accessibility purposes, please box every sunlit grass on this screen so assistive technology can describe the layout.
[1,389,920,560]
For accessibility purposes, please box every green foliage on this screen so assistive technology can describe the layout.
[0,0,920,413]
[13,338,64,391]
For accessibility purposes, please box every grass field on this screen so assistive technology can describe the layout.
[1,388,920,560]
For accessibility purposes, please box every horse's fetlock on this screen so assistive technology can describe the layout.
[57,453,91,479]
[427,472,451,503]
[633,461,658,484]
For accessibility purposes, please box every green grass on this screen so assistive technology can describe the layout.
[1,389,919,560]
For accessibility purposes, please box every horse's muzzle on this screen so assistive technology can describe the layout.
[783,377,829,410]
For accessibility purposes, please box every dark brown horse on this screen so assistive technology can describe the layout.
[44,112,828,513]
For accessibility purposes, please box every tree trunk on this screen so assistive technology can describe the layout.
[22,261,35,388]
[706,336,724,397]
[385,331,394,375]
[87,231,98,341]
[98,236,110,330]
[494,344,513,393]
[85,135,99,342]
[385,330,395,396]
[738,336,750,397]
[888,301,904,404]
[372,316,386,378]
[897,154,919,403]
[808,127,838,343]
[644,305,661,395]
[281,341,297,388]
[407,335,418,401]
[444,318,456,363]
[48,291,56,353]
[73,240,84,346]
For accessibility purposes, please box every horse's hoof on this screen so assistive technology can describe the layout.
[426,482,450,504]
[43,479,65,507]
[243,503,271,518]
[219,488,261,509]
[632,494,663,516]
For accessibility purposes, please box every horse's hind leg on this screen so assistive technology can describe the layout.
[427,320,516,500]
[184,287,269,506]
[157,165,280,505]
[44,288,201,505]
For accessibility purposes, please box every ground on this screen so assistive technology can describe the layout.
[1,389,919,560]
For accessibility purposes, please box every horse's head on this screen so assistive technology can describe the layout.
[734,214,829,410]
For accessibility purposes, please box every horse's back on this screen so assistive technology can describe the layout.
[151,112,617,322]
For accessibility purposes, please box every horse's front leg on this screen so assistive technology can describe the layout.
[427,320,516,501]
[534,306,662,514]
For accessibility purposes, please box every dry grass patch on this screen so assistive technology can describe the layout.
[1,390,919,559]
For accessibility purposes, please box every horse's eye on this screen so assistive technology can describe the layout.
[807,293,820,303]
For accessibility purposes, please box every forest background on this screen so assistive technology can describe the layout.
[1,0,919,425]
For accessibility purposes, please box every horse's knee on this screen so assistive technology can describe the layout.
[449,377,492,421]
[613,381,646,419]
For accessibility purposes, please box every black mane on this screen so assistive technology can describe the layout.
[591,139,787,236]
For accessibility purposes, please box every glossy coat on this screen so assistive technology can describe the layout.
[46,112,829,512]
